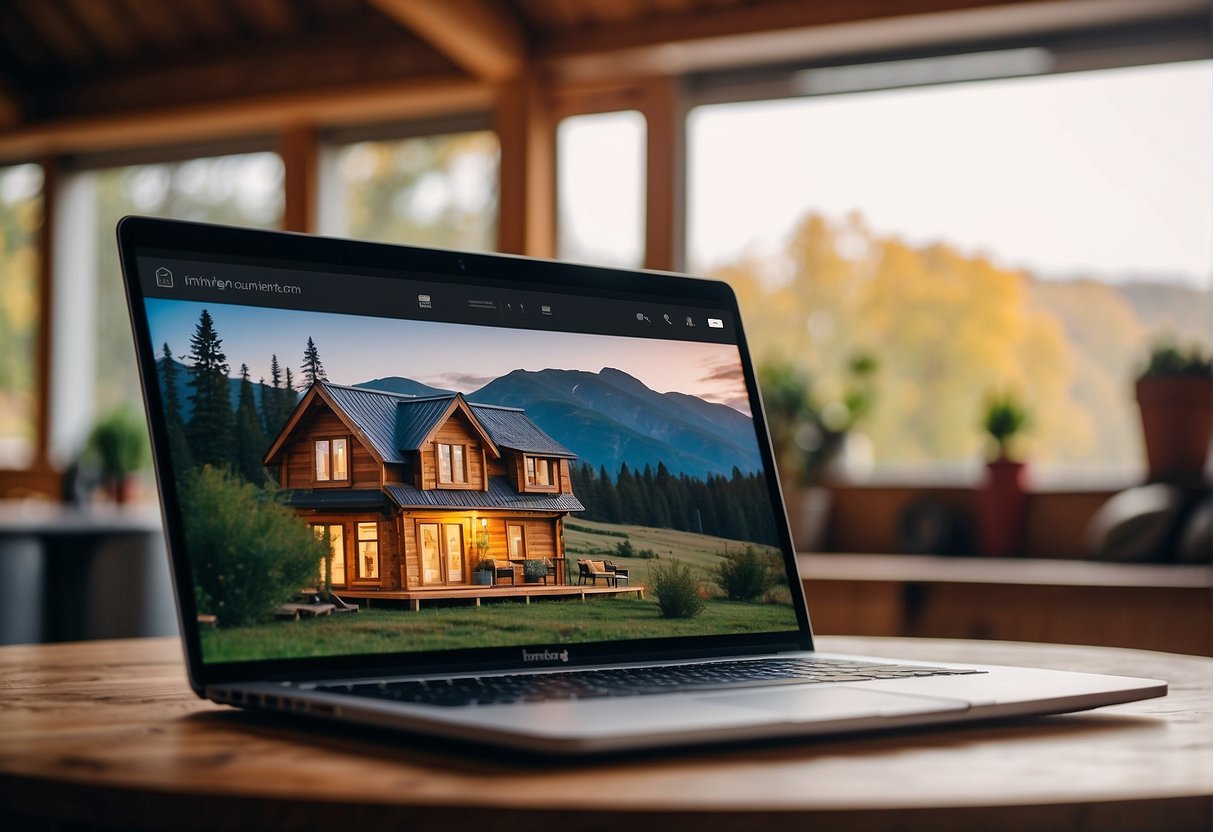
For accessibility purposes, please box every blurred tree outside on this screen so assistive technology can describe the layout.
[0,163,43,468]
[722,211,1211,473]
[329,131,499,251]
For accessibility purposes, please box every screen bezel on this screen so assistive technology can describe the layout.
[117,216,815,694]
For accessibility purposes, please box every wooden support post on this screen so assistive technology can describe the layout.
[280,124,318,233]
[641,77,684,273]
[495,74,555,257]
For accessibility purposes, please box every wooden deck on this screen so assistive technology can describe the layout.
[335,583,645,611]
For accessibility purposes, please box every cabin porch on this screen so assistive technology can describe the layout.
[336,583,645,612]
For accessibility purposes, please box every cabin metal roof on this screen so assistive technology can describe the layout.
[317,382,574,461]
[468,404,576,458]
[395,396,460,453]
[383,478,584,513]
[320,383,412,464]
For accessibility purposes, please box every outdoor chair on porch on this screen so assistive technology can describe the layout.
[577,559,618,587]
[492,559,515,587]
[605,560,630,586]
[543,558,557,585]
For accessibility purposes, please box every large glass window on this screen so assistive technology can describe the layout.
[688,60,1212,482]
[0,163,42,468]
[557,110,646,268]
[321,131,499,250]
[59,152,283,474]
[313,524,346,587]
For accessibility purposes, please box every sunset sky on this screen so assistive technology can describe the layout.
[146,299,753,413]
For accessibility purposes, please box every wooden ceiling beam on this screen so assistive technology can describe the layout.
[116,0,190,50]
[535,0,1206,81]
[367,0,528,82]
[65,0,140,61]
[36,18,455,122]
[13,0,95,67]
[238,0,299,38]
[0,75,493,162]
[175,0,239,42]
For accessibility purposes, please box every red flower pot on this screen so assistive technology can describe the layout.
[977,459,1028,557]
[1135,376,1213,485]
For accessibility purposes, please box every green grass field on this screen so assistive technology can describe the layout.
[564,518,781,582]
[200,595,799,663]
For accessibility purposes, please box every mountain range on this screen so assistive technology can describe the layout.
[467,367,761,480]
[162,359,762,481]
[355,368,762,480]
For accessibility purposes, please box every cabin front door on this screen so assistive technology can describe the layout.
[419,521,466,585]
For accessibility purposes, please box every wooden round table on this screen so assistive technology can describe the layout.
[1,636,1209,832]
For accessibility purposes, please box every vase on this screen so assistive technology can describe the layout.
[977,459,1028,557]
[1135,376,1213,485]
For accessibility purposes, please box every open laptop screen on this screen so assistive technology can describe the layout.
[123,220,805,669]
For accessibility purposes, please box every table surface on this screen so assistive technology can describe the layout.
[1,636,1210,832]
[797,552,1213,588]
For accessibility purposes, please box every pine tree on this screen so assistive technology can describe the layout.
[159,343,194,474]
[598,464,622,523]
[185,309,233,468]
[233,363,269,484]
[301,337,326,387]
[616,463,642,523]
[264,354,284,435]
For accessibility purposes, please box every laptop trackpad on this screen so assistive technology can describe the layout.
[699,685,970,722]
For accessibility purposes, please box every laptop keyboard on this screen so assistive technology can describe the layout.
[314,658,984,708]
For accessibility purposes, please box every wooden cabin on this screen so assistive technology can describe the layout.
[263,382,583,593]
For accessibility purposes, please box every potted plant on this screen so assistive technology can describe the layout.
[757,353,878,551]
[1135,338,1213,485]
[522,559,547,584]
[977,391,1031,557]
[86,405,150,504]
[473,560,494,586]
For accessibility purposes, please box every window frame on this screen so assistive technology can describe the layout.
[523,455,559,493]
[354,520,380,583]
[436,441,472,488]
[313,435,351,486]
[417,519,467,585]
[507,522,527,560]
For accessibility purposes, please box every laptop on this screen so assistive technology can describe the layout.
[118,216,1165,755]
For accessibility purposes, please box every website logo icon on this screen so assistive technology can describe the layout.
[155,267,174,289]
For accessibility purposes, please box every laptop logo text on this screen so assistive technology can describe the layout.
[522,648,569,664]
